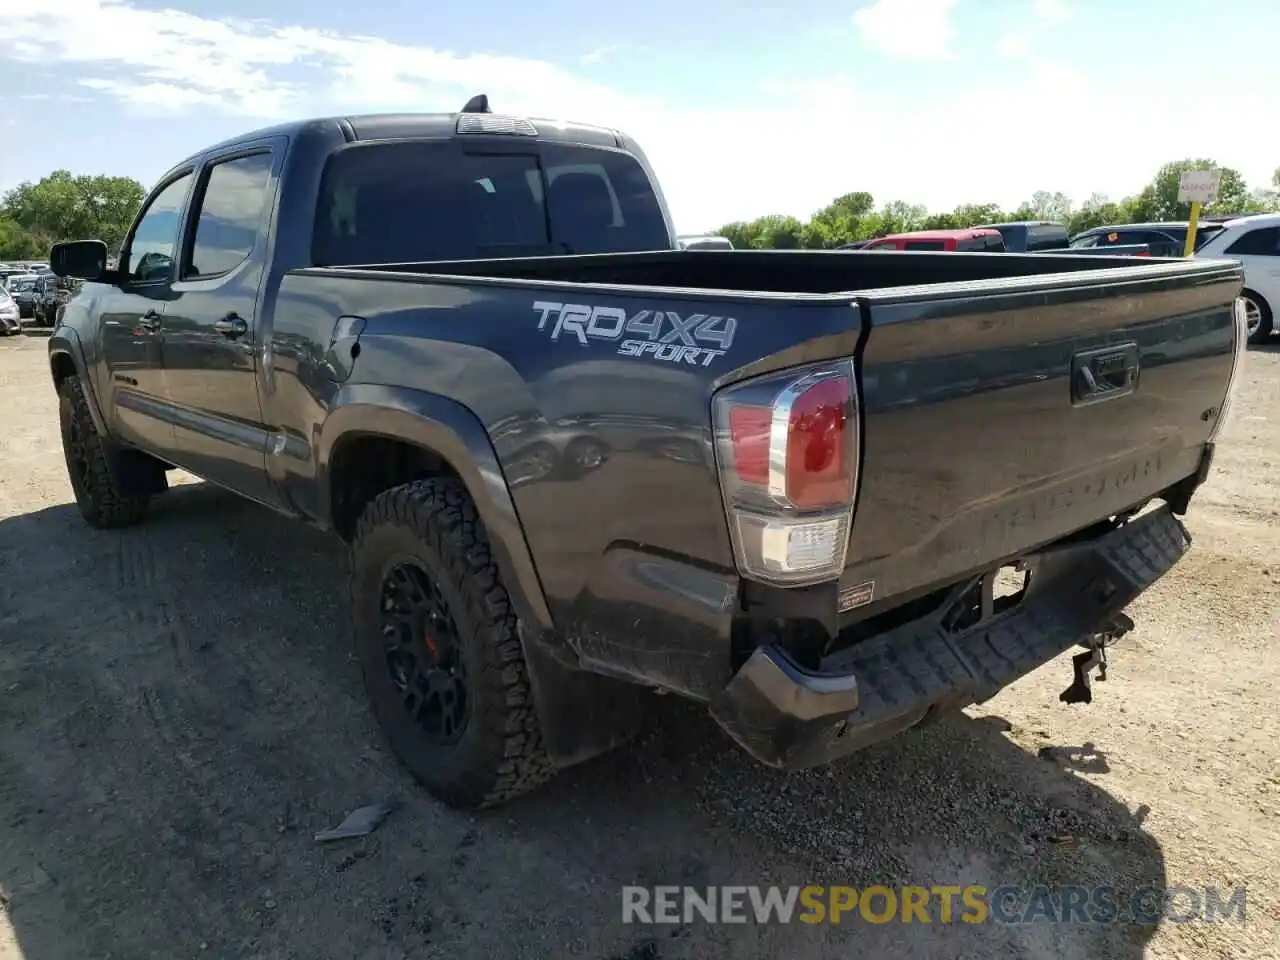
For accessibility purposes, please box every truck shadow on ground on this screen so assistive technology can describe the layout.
[0,484,1165,960]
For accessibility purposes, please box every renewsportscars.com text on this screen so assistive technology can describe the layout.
[622,884,1248,926]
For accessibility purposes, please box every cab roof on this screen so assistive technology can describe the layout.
[188,94,625,164]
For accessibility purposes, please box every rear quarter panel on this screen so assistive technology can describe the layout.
[274,271,861,690]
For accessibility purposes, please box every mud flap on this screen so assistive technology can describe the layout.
[519,624,647,768]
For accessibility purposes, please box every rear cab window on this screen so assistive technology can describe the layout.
[1026,225,1067,250]
[957,234,1005,252]
[312,140,670,265]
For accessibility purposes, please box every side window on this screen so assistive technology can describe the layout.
[1224,227,1280,256]
[124,173,192,284]
[1137,231,1181,254]
[185,152,274,279]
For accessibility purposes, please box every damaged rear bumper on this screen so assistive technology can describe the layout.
[709,504,1191,770]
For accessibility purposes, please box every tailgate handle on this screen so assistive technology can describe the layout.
[1072,343,1139,406]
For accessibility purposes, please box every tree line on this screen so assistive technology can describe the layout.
[714,159,1280,250]
[3,159,1279,261]
[0,170,145,261]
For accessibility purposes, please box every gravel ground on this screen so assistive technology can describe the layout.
[0,332,1276,960]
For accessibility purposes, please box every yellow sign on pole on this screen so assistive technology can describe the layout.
[1183,201,1202,257]
[1178,169,1222,256]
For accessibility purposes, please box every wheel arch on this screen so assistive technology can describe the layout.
[319,385,647,769]
[318,384,553,635]
[48,329,109,437]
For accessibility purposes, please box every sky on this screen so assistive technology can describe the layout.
[0,0,1277,233]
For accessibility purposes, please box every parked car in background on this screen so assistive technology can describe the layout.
[978,221,1069,252]
[6,273,39,318]
[677,235,734,250]
[863,228,1006,251]
[0,265,29,287]
[0,286,20,335]
[1194,213,1280,344]
[1069,222,1224,259]
[32,274,72,326]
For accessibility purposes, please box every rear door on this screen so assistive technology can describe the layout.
[1219,225,1280,308]
[162,143,282,504]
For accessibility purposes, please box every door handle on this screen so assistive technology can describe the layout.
[138,310,162,332]
[214,313,248,339]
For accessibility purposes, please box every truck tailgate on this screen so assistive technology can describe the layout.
[842,261,1241,607]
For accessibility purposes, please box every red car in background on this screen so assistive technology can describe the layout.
[863,227,1006,252]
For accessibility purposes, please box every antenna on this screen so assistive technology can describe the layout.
[461,94,491,114]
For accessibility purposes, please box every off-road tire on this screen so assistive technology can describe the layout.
[58,375,152,528]
[350,477,555,808]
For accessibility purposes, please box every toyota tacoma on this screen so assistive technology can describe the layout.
[46,97,1249,808]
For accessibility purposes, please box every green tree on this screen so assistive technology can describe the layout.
[801,192,876,248]
[2,170,145,254]
[1024,190,1073,222]
[715,221,757,250]
[748,214,806,249]
[871,200,928,237]
[708,156,1280,248]
[1130,160,1258,220]
[0,217,46,260]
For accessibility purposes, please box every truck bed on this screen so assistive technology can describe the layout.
[333,247,1176,294]
[283,249,1239,688]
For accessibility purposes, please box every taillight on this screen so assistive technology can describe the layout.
[712,360,859,586]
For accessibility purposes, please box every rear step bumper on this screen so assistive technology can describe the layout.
[709,504,1191,770]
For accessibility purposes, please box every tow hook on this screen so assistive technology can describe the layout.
[1059,612,1135,705]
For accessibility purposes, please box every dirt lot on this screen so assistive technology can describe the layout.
[0,333,1276,960]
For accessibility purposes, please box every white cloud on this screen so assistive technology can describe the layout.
[853,0,960,60]
[580,45,620,65]
[996,33,1029,58]
[1033,0,1072,23]
[0,0,1276,234]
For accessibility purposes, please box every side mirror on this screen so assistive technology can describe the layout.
[50,240,109,282]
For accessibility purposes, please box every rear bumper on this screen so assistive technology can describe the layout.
[709,504,1191,770]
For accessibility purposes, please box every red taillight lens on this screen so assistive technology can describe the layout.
[785,377,851,508]
[712,360,860,586]
[728,405,771,485]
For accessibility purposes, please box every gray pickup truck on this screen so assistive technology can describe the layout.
[47,98,1249,808]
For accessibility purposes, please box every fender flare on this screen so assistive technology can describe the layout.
[317,386,648,768]
[316,383,554,635]
[47,327,109,437]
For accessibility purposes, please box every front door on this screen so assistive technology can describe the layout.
[100,169,194,461]
[161,146,281,505]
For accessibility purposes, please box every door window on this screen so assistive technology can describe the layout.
[185,152,275,279]
[124,173,193,284]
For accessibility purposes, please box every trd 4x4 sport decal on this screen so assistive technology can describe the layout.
[533,300,737,367]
